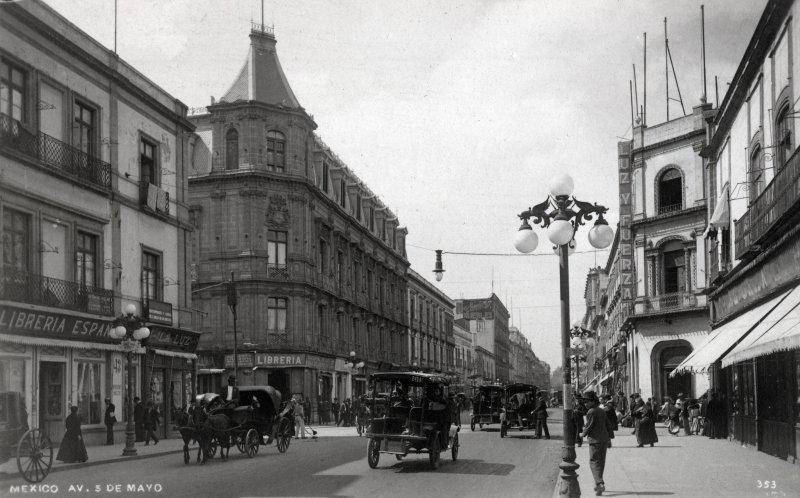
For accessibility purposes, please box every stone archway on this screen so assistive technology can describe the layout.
[651,340,693,403]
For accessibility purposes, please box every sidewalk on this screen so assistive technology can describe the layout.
[0,424,357,481]
[560,423,800,497]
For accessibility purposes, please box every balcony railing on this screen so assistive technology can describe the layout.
[735,147,800,259]
[657,203,683,215]
[0,114,111,190]
[635,291,706,315]
[1,268,114,315]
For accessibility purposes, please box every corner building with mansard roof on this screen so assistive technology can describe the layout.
[188,24,409,419]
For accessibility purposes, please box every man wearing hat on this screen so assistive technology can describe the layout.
[103,398,116,445]
[222,375,239,408]
[580,391,614,496]
[133,396,145,442]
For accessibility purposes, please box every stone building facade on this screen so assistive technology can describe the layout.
[407,269,455,377]
[456,294,510,383]
[188,24,409,418]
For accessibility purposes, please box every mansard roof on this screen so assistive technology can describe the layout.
[220,24,301,108]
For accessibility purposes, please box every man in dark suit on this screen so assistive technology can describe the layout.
[221,375,239,408]
[580,391,615,496]
[532,393,550,439]
[133,396,145,442]
[104,398,116,445]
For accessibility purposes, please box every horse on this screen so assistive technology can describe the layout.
[173,408,204,464]
[199,413,233,464]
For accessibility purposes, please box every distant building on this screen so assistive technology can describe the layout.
[456,294,510,383]
[188,24,409,418]
[406,268,455,376]
[453,318,473,392]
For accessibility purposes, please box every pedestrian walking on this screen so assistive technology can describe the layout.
[56,406,88,463]
[632,397,658,447]
[688,397,701,434]
[332,398,340,426]
[293,395,307,439]
[144,400,160,445]
[580,391,614,496]
[677,393,691,436]
[133,397,145,442]
[601,395,618,446]
[573,395,586,447]
[103,398,116,445]
[532,393,550,439]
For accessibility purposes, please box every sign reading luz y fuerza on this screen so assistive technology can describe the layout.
[0,304,117,343]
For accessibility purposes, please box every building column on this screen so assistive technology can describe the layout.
[684,246,692,292]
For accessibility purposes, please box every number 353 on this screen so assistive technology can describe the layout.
[756,480,776,489]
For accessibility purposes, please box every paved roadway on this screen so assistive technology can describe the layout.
[4,412,563,498]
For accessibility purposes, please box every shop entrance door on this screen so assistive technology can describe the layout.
[39,362,65,443]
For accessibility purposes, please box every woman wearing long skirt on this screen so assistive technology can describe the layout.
[633,398,659,447]
[57,406,88,463]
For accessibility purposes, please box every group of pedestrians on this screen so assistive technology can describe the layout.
[656,391,727,438]
[319,397,359,426]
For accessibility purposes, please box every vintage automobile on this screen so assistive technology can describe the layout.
[365,372,459,470]
[499,383,538,438]
[470,383,504,431]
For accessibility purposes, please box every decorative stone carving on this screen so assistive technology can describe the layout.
[267,195,290,227]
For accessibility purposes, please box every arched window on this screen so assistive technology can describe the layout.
[658,168,682,214]
[774,105,792,168]
[225,128,238,170]
[266,130,285,172]
[749,146,765,204]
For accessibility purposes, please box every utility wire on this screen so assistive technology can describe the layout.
[407,242,609,257]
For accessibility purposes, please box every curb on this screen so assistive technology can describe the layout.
[0,449,184,483]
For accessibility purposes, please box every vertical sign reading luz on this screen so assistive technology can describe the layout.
[618,141,635,302]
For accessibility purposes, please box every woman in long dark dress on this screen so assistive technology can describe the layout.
[57,406,88,463]
[705,392,726,439]
[633,398,659,447]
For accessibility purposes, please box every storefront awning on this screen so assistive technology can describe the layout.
[198,368,226,374]
[703,184,730,238]
[721,284,800,368]
[0,333,144,353]
[150,348,197,360]
[670,288,792,377]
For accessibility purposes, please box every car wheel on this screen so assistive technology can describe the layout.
[367,438,381,469]
[428,435,440,470]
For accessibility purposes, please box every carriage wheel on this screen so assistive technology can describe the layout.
[276,419,292,453]
[16,429,53,483]
[451,434,459,461]
[367,438,380,469]
[208,437,219,458]
[245,429,260,458]
[428,435,440,470]
[236,434,247,454]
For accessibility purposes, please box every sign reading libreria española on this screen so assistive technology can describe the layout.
[0,304,116,342]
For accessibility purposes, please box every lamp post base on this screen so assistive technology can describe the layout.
[557,445,580,497]
[123,423,137,456]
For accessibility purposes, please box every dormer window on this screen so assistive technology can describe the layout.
[266,130,285,172]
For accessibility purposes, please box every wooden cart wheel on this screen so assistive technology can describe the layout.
[276,418,292,453]
[17,429,53,483]
[367,438,380,469]
[236,434,247,453]
[245,429,260,458]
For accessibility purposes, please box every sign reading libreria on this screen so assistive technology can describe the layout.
[0,304,116,342]
[617,141,635,302]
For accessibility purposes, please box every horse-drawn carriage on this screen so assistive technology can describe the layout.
[364,372,459,470]
[0,391,53,482]
[499,383,538,438]
[177,386,293,464]
[470,383,504,431]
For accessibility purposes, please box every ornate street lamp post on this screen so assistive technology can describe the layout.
[109,304,150,457]
[570,324,596,393]
[513,174,614,498]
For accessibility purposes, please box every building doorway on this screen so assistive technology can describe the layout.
[39,362,65,443]
[658,345,692,402]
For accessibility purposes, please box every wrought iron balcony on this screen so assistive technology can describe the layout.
[657,203,683,215]
[634,291,706,315]
[735,147,800,259]
[1,268,114,315]
[0,114,111,190]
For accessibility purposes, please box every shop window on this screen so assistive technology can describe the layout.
[658,168,682,214]
[76,232,97,287]
[225,128,238,170]
[0,358,25,393]
[0,58,27,122]
[266,130,285,172]
[142,250,161,301]
[2,208,30,272]
[76,362,102,424]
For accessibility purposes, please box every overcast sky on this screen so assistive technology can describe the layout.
[45,0,765,369]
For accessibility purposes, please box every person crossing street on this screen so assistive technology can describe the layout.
[580,391,614,496]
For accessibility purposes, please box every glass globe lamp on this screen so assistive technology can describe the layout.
[548,174,575,198]
[547,219,574,246]
[588,222,614,249]
[132,327,150,341]
[124,303,137,316]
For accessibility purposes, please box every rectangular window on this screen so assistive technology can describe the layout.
[340,180,346,207]
[2,208,30,271]
[319,239,327,274]
[267,297,287,332]
[73,101,95,158]
[76,232,97,287]
[411,336,416,361]
[369,207,374,231]
[76,361,102,425]
[381,219,386,241]
[379,277,385,306]
[353,259,360,292]
[267,230,287,268]
[140,138,157,185]
[367,270,373,300]
[391,227,396,249]
[142,250,161,301]
[410,295,415,321]
[323,163,329,193]
[266,132,285,172]
[0,58,26,122]
[337,251,344,282]
[356,195,362,221]
[0,358,25,393]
